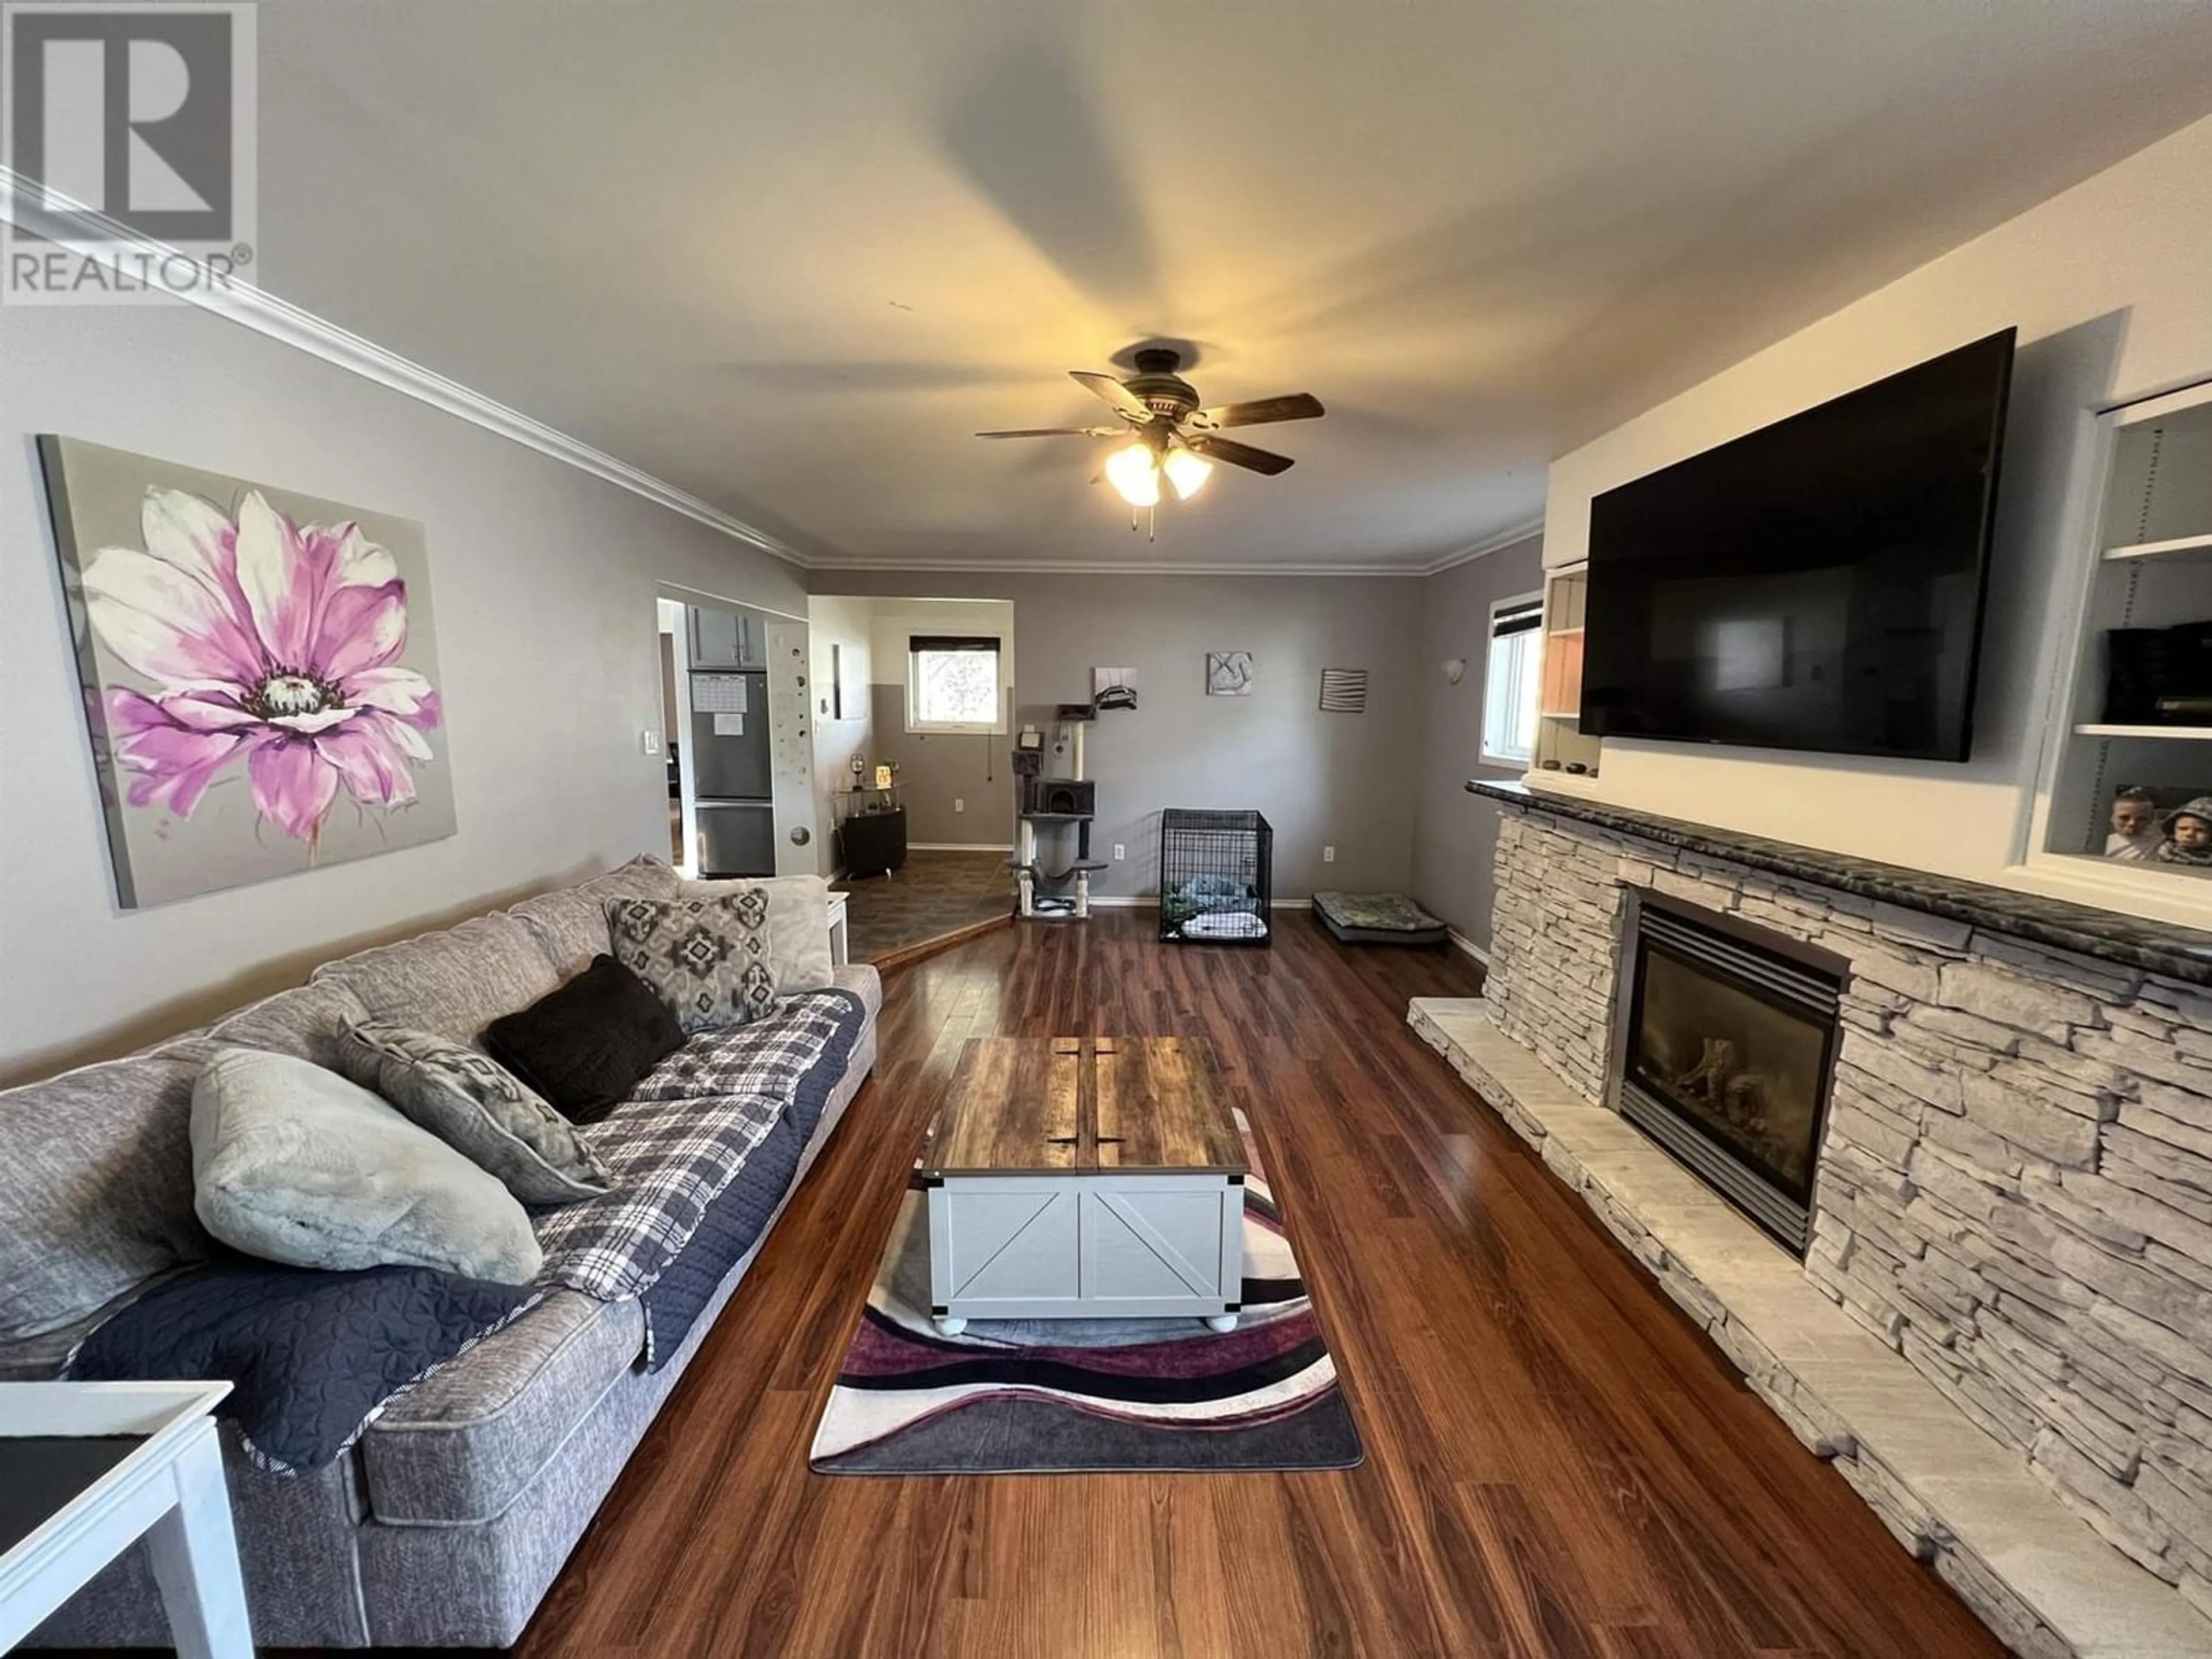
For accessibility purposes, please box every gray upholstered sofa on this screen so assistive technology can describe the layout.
[0,856,878,1648]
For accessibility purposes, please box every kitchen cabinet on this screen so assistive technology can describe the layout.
[688,606,766,671]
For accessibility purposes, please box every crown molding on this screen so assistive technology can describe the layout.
[804,556,1431,578]
[0,167,810,567]
[1418,517,1547,576]
[807,516,1550,580]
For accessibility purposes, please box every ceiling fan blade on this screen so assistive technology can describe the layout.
[1070,370,1151,421]
[1188,434,1296,476]
[975,426,1118,439]
[1194,392,1325,429]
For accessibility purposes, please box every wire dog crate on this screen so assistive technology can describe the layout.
[1158,809,1273,945]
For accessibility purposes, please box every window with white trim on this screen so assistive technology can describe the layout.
[906,634,1006,733]
[1480,594,1545,767]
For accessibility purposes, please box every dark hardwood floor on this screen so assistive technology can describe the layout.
[391,914,2003,1656]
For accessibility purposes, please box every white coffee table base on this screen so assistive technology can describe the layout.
[926,1172,1245,1332]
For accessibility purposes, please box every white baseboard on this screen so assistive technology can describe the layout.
[1447,929,1491,966]
[908,842,1016,853]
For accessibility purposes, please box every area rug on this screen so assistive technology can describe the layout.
[809,1111,1362,1474]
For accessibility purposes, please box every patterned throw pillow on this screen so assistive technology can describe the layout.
[605,893,781,1034]
[336,1022,612,1205]
[677,875,836,995]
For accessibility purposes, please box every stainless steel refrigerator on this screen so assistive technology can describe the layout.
[689,669,775,877]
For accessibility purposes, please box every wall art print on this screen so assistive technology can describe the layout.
[40,436,456,908]
[1206,650,1253,696]
[1092,665,1137,711]
[1319,668,1369,714]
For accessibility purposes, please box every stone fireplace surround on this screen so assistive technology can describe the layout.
[1411,782,2212,1659]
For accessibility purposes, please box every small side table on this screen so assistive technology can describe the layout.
[0,1381,252,1657]
[827,891,850,968]
[838,799,908,880]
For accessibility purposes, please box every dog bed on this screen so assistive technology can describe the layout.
[1181,910,1269,941]
[1311,891,1449,947]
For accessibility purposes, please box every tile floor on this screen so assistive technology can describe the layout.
[836,848,1013,963]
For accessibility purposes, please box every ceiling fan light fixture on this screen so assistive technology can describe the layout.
[1162,447,1213,501]
[989,353,1323,520]
[1104,441,1160,507]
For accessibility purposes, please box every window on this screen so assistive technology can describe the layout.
[1480,594,1545,766]
[907,634,1005,733]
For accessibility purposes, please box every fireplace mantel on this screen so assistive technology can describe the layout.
[1469,779,2212,987]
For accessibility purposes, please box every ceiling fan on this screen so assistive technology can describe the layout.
[977,347,1324,511]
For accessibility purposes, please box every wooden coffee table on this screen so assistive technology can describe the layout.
[922,1036,1248,1335]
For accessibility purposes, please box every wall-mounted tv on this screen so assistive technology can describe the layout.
[1580,328,2015,763]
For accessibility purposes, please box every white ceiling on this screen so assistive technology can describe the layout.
[252,2,2212,573]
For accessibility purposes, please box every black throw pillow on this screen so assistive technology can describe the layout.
[481,954,684,1124]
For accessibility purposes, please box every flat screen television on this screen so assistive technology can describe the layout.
[1580,328,2014,762]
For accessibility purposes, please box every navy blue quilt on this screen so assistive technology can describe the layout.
[68,988,868,1471]
[69,1257,536,1472]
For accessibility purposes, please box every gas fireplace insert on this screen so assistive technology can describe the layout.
[1607,890,1846,1255]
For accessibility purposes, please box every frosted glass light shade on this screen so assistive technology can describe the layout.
[1162,448,1213,501]
[1104,442,1160,507]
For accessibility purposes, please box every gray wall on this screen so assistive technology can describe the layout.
[1,304,807,1079]
[866,686,1017,847]
[809,571,1425,900]
[1407,536,1546,950]
[855,596,1017,849]
[804,593,874,875]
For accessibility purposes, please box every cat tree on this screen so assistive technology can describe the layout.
[1011,703,1110,920]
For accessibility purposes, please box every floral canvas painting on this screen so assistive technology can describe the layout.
[40,436,456,907]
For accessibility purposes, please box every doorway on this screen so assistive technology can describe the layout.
[805,594,1017,963]
[658,592,819,880]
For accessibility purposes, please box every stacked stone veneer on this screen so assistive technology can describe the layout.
[1488,806,2212,1619]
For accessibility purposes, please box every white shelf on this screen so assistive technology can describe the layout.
[1522,768,1603,797]
[2103,532,2212,562]
[2073,723,2212,740]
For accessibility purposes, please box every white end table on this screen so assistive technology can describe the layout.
[827,889,851,967]
[0,1381,252,1657]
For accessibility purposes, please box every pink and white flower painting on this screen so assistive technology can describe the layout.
[43,438,456,907]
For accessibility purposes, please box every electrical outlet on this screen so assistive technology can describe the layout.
[1323,844,1336,863]
[641,729,661,757]
[954,797,965,813]
[1113,843,1125,861]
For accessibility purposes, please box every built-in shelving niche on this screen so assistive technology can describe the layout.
[2036,382,2212,892]
[1533,565,1603,782]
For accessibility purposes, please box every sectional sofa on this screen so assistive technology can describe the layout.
[0,856,878,1647]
